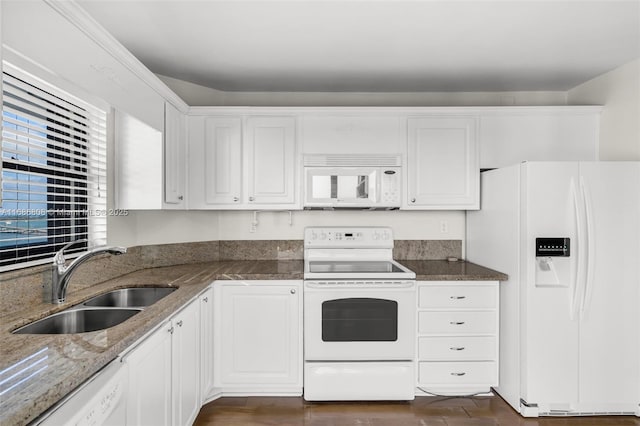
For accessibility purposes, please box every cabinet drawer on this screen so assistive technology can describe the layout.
[418,336,496,361]
[418,361,497,386]
[418,285,497,309]
[418,311,496,335]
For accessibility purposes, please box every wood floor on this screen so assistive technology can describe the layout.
[194,396,640,426]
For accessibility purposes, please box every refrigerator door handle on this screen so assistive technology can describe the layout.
[570,178,583,321]
[580,176,595,318]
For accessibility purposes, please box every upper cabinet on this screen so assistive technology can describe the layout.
[189,113,299,209]
[203,117,243,205]
[164,102,187,208]
[479,108,600,169]
[115,110,163,210]
[115,103,188,210]
[245,116,296,205]
[405,116,479,210]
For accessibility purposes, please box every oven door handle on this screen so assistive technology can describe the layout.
[304,281,416,289]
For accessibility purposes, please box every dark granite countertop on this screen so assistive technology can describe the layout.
[0,258,504,425]
[399,260,508,281]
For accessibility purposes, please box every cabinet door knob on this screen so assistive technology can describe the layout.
[290,289,296,294]
[249,196,255,202]
[176,320,183,327]
[450,296,466,300]
[450,372,466,376]
[450,347,466,351]
[168,326,174,334]
[233,197,239,202]
[411,198,416,203]
[203,297,208,303]
[449,321,465,325]
[178,195,184,200]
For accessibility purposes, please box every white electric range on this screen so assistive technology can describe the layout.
[303,226,416,401]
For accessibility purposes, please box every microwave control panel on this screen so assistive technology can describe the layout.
[380,169,401,204]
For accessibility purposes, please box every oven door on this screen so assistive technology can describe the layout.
[304,281,415,361]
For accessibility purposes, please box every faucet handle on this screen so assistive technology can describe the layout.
[53,239,89,265]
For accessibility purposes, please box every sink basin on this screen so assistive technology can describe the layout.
[13,308,141,334]
[83,287,177,308]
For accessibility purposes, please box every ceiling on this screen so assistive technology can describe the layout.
[76,0,640,93]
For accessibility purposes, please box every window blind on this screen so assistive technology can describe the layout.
[1,70,108,269]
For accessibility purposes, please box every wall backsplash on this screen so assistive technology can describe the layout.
[0,239,460,313]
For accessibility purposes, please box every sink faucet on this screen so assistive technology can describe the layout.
[46,239,127,304]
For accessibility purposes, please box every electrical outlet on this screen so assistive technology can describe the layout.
[440,221,448,233]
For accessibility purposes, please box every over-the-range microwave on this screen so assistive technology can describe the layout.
[303,154,402,209]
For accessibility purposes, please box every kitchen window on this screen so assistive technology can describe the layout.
[0,69,107,269]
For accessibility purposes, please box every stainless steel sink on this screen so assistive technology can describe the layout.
[13,308,141,334]
[82,287,177,308]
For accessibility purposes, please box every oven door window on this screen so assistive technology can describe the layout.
[322,298,397,342]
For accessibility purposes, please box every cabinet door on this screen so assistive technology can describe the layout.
[216,282,302,389]
[200,287,215,401]
[406,117,478,209]
[204,117,243,205]
[164,102,186,206]
[172,299,201,426]
[115,110,163,209]
[125,320,173,426]
[245,117,296,205]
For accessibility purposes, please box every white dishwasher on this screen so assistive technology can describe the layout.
[35,358,127,426]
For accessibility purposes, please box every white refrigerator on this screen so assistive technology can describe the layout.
[466,161,640,417]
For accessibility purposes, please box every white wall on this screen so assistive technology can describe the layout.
[568,59,640,160]
[158,74,567,107]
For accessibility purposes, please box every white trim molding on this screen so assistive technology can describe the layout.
[43,0,190,114]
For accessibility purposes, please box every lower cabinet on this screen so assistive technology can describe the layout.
[213,280,303,394]
[124,296,201,426]
[416,281,499,396]
[200,287,215,401]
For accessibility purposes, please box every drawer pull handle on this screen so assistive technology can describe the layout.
[449,321,465,325]
[450,347,466,351]
[450,296,466,300]
[450,372,466,376]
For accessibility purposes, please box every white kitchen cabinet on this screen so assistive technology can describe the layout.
[125,319,173,426]
[213,280,303,394]
[479,109,600,169]
[124,296,201,426]
[189,115,298,209]
[164,102,186,207]
[245,116,297,205]
[405,117,479,210]
[199,287,215,402]
[172,299,200,426]
[115,110,163,210]
[416,281,499,396]
[203,117,243,205]
[301,115,404,154]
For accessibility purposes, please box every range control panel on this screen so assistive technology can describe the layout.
[304,227,393,248]
[536,237,570,257]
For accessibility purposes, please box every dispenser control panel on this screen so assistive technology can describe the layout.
[536,237,570,257]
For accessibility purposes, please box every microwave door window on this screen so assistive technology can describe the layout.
[336,175,369,200]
